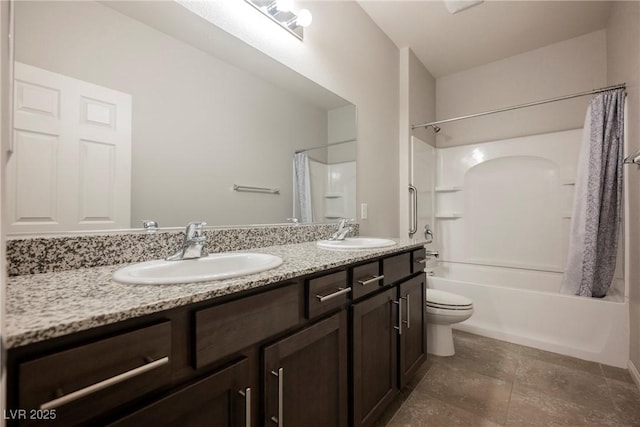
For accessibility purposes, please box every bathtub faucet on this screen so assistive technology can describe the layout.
[425,250,439,258]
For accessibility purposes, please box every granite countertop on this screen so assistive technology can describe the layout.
[6,238,426,349]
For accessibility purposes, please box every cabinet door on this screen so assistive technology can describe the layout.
[108,358,250,427]
[399,274,426,388]
[263,312,347,427]
[352,288,398,427]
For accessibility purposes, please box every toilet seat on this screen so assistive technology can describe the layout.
[426,289,473,310]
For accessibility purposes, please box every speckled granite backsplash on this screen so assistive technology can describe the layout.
[7,223,359,276]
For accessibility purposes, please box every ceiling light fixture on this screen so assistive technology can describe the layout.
[246,0,312,40]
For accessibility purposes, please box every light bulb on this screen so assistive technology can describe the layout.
[296,9,312,27]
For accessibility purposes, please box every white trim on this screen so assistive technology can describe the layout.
[629,359,640,392]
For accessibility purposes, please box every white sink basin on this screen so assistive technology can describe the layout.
[316,237,397,250]
[113,253,283,285]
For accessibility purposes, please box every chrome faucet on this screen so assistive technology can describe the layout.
[166,221,208,261]
[142,220,159,233]
[329,218,354,241]
[425,250,439,258]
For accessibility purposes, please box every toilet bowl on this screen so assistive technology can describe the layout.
[426,289,473,356]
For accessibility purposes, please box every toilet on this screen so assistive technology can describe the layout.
[426,289,474,356]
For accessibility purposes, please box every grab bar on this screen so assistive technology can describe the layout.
[233,184,280,194]
[408,185,417,237]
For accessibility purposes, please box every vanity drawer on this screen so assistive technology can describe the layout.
[194,284,301,369]
[107,358,250,427]
[351,261,383,300]
[18,321,172,427]
[382,252,412,286]
[306,270,349,319]
[412,248,427,273]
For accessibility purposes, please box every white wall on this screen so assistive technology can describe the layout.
[328,104,357,144]
[436,30,607,148]
[607,1,640,381]
[399,48,436,238]
[328,104,357,164]
[179,1,400,236]
[15,1,329,228]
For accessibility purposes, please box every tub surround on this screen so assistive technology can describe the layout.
[5,238,424,349]
[428,262,629,368]
[6,223,357,276]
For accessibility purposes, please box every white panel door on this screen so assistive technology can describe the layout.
[9,62,131,233]
[410,136,435,243]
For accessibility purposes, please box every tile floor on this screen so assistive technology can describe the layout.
[379,331,640,427]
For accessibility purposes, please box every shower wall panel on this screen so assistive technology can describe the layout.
[435,129,582,273]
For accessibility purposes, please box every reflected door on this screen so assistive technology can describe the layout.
[409,136,435,241]
[9,62,132,233]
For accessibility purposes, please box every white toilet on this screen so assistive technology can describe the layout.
[426,289,474,356]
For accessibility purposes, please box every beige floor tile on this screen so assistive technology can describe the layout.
[506,383,619,426]
[387,393,501,427]
[434,332,520,381]
[515,345,602,377]
[453,330,523,355]
[387,332,638,427]
[418,362,512,425]
[515,356,614,414]
[601,364,636,384]
[606,377,640,426]
[374,359,435,427]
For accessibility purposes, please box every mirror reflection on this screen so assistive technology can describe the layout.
[10,0,356,234]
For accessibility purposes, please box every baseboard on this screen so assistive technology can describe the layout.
[629,360,640,392]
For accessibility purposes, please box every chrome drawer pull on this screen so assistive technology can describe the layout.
[415,258,427,264]
[356,275,384,286]
[39,356,170,410]
[393,299,402,335]
[239,387,251,427]
[270,368,284,426]
[401,295,410,329]
[316,287,350,302]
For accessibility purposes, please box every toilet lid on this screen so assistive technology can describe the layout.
[426,289,473,309]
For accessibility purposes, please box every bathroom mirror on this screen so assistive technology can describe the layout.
[9,0,356,234]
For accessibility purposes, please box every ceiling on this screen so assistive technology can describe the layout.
[358,0,613,78]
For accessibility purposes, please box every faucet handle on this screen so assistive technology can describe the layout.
[185,221,207,240]
[338,218,354,227]
[142,220,158,232]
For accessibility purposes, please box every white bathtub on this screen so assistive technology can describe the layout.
[428,262,629,368]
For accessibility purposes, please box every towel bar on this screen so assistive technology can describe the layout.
[233,184,280,194]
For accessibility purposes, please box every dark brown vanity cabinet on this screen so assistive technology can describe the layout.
[263,311,348,427]
[398,274,427,388]
[352,250,427,427]
[7,247,426,427]
[108,358,251,427]
[14,322,173,427]
[352,288,399,427]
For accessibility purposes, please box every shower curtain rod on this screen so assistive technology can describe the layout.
[295,138,356,154]
[411,83,626,130]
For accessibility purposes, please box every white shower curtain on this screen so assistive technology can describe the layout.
[294,153,314,223]
[561,89,625,297]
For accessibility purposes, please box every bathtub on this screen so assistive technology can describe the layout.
[427,262,629,368]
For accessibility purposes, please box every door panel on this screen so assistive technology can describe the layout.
[9,62,131,232]
[263,312,347,427]
[352,288,398,427]
[399,275,426,388]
